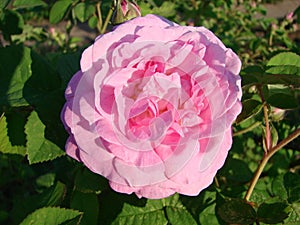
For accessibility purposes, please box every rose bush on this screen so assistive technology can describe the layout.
[61,14,242,199]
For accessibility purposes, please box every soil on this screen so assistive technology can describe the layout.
[264,0,299,18]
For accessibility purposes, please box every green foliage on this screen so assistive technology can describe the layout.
[74,2,95,23]
[13,0,47,8]
[267,93,298,109]
[74,167,109,194]
[0,9,24,40]
[25,111,65,164]
[236,99,262,124]
[70,191,99,225]
[217,198,257,224]
[0,0,299,224]
[266,52,300,76]
[49,0,74,24]
[257,202,291,223]
[0,114,26,155]
[20,207,83,225]
[0,45,31,107]
[0,0,10,9]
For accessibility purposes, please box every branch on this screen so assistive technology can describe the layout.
[100,1,115,34]
[244,127,300,201]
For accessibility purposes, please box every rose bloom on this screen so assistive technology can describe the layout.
[61,14,242,199]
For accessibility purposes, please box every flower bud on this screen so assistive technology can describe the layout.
[271,107,285,121]
[286,12,294,22]
[112,0,141,25]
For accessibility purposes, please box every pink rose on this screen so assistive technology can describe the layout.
[61,14,242,199]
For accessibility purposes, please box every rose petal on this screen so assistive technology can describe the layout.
[61,14,242,199]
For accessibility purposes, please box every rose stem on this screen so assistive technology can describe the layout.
[244,127,300,202]
[100,0,115,34]
[96,2,103,33]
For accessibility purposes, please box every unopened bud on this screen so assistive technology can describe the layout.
[286,12,294,21]
[112,0,141,25]
[271,107,285,121]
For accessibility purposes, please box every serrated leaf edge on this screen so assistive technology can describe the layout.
[20,206,83,225]
[24,111,65,164]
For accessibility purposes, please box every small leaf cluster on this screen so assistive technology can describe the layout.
[216,172,300,224]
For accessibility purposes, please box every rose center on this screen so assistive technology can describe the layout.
[127,98,173,141]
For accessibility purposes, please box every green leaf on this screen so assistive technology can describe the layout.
[257,202,291,224]
[40,181,66,206]
[242,62,300,86]
[165,202,197,225]
[181,189,217,224]
[267,52,300,67]
[110,198,167,225]
[13,0,47,8]
[260,74,300,86]
[217,198,257,224]
[199,203,219,225]
[240,65,264,86]
[0,114,26,155]
[249,178,272,205]
[74,2,95,23]
[159,195,196,225]
[88,15,98,29]
[74,167,108,194]
[23,50,61,104]
[266,52,300,76]
[165,195,198,225]
[5,110,27,146]
[265,84,299,110]
[36,173,56,189]
[0,210,8,224]
[266,93,298,109]
[70,191,99,225]
[25,111,65,164]
[236,99,262,124]
[12,181,66,224]
[20,207,82,225]
[0,45,31,107]
[219,158,253,183]
[0,0,10,9]
[152,2,176,18]
[56,51,81,87]
[284,172,300,203]
[267,65,300,76]
[22,51,67,151]
[272,175,288,200]
[49,0,74,24]
[0,9,24,38]
[99,193,193,225]
[285,202,300,224]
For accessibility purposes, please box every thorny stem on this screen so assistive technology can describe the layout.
[244,127,300,201]
[100,1,115,34]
